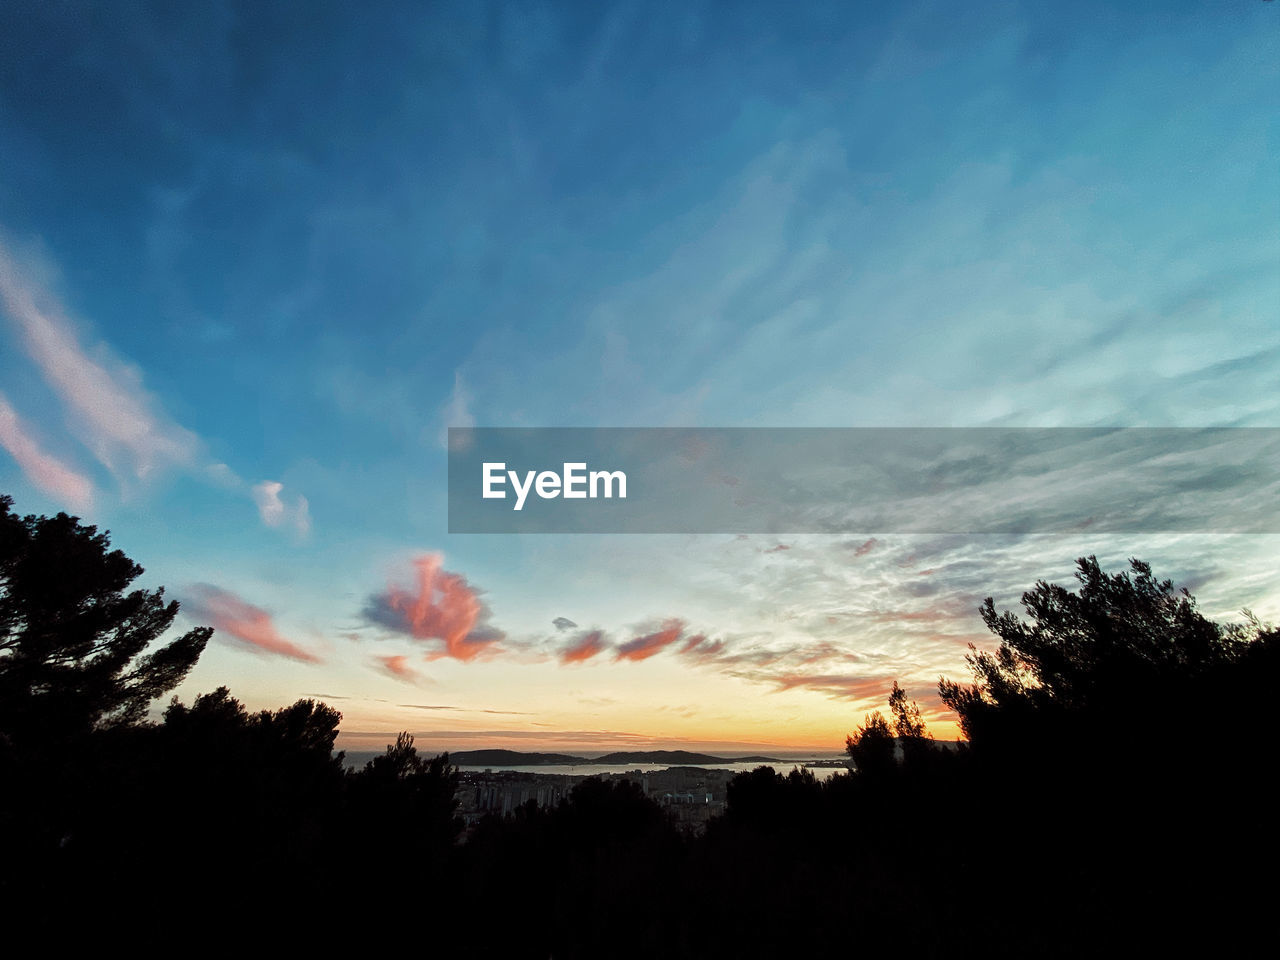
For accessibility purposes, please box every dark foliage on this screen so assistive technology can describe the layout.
[844,708,896,775]
[1,500,1275,953]
[0,494,210,747]
[454,776,684,957]
[939,556,1259,757]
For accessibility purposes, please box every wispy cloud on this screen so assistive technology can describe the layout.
[615,618,687,662]
[560,628,608,664]
[251,479,311,536]
[183,583,322,664]
[375,654,426,683]
[395,703,532,716]
[0,391,93,510]
[364,554,504,661]
[847,538,879,557]
[0,238,198,483]
[0,235,312,529]
[770,673,893,702]
[678,633,726,664]
[439,370,475,451]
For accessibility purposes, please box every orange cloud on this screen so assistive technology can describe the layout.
[376,654,425,682]
[183,584,321,664]
[366,554,503,661]
[615,618,686,662]
[560,629,608,663]
[772,673,890,701]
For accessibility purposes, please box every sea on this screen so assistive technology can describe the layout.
[454,761,850,780]
[343,751,851,780]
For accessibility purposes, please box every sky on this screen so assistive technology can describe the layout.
[1,0,1277,754]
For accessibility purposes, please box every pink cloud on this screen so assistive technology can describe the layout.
[0,392,93,510]
[772,673,891,701]
[615,618,686,662]
[0,241,198,482]
[183,583,322,664]
[850,538,878,557]
[365,554,503,661]
[560,629,608,664]
[375,654,425,683]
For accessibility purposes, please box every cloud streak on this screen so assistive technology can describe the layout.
[0,392,93,510]
[183,583,322,664]
[615,618,687,662]
[0,236,312,530]
[375,654,425,683]
[560,629,608,663]
[0,239,199,483]
[771,673,893,702]
[440,370,475,451]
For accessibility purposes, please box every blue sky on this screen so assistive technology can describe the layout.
[1,1,1277,751]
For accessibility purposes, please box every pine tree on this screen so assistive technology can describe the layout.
[0,494,210,748]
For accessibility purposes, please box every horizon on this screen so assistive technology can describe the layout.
[2,1,1277,754]
[334,732,859,759]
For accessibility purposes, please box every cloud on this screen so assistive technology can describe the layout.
[0,236,311,528]
[206,462,241,488]
[398,703,456,711]
[364,553,504,661]
[771,673,893,702]
[846,538,879,557]
[560,629,608,664]
[0,238,199,483]
[252,480,311,536]
[375,654,425,683]
[615,618,687,662]
[0,391,93,510]
[395,703,531,715]
[182,583,322,663]
[439,370,475,451]
[678,633,725,664]
[866,606,962,624]
[552,616,578,631]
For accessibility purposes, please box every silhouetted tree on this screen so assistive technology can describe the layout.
[845,710,896,775]
[930,556,1280,947]
[0,494,211,748]
[938,556,1256,752]
[345,732,461,868]
[887,681,928,740]
[886,681,938,770]
[361,730,427,781]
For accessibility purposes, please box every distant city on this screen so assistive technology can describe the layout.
[344,747,897,835]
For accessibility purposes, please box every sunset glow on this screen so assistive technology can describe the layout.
[1,1,1275,759]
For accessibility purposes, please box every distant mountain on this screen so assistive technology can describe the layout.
[449,749,589,766]
[591,750,782,765]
